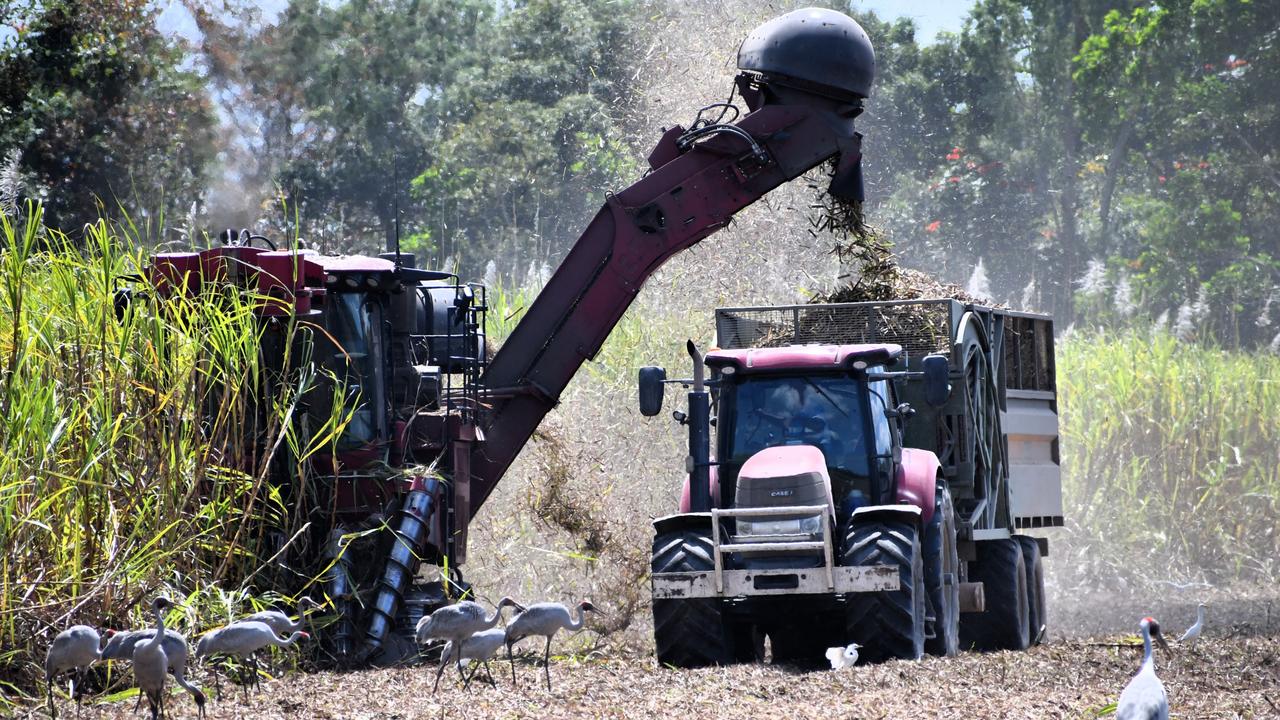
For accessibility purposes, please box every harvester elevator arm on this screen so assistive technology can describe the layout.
[465,90,865,521]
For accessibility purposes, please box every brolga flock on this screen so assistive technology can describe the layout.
[415,597,598,692]
[43,594,317,719]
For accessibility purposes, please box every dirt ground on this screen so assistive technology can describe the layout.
[25,630,1279,719]
[14,590,1276,719]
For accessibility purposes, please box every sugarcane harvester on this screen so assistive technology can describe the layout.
[132,7,905,663]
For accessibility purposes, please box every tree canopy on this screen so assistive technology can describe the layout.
[3,0,1279,346]
[0,0,216,231]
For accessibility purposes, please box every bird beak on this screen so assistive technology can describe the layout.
[1156,633,1172,653]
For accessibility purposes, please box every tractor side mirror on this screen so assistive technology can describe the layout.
[923,354,951,407]
[638,366,667,416]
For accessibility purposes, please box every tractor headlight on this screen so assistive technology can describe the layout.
[738,514,822,537]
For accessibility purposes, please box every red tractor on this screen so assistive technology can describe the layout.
[643,301,1059,665]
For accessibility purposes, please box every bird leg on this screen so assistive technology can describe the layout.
[432,654,449,693]
[462,661,479,691]
[543,636,553,692]
[456,655,468,687]
[46,679,56,720]
[484,660,497,688]
[507,641,518,687]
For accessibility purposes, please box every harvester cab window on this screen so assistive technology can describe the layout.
[327,291,384,448]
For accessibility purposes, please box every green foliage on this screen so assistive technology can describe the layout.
[0,0,216,233]
[1072,0,1280,346]
[412,0,643,276]
[1058,327,1280,587]
[0,207,348,700]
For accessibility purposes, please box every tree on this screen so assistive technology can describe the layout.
[1075,0,1280,344]
[0,0,216,233]
[190,0,493,253]
[412,0,642,277]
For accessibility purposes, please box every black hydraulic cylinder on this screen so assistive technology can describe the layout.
[687,391,711,512]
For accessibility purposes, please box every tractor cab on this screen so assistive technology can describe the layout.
[706,345,904,530]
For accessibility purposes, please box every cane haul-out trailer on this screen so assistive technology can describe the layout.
[643,299,1059,665]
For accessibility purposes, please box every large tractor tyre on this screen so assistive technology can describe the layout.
[651,529,734,667]
[1015,535,1047,645]
[842,519,926,662]
[923,487,960,657]
[959,538,1030,652]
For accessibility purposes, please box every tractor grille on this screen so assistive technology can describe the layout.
[715,301,957,359]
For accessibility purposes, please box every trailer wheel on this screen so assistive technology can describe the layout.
[924,487,960,657]
[842,519,925,662]
[1015,535,1046,645]
[959,538,1029,651]
[651,529,734,667]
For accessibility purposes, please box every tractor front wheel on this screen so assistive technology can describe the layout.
[651,529,734,667]
[959,538,1030,651]
[842,519,926,662]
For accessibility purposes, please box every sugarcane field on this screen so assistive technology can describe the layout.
[3,1,1279,719]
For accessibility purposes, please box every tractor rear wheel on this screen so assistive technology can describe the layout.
[842,519,925,662]
[1015,535,1046,645]
[924,487,960,657]
[959,538,1029,651]
[651,529,734,667]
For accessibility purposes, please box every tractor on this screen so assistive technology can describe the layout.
[643,299,1060,665]
[127,7,898,665]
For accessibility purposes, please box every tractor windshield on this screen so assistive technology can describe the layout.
[726,374,881,482]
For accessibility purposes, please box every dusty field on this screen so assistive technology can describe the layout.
[26,628,1279,720]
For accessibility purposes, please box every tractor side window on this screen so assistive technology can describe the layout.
[868,379,892,455]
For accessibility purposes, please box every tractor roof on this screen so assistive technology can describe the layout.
[704,343,901,374]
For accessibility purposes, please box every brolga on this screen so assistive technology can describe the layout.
[504,600,597,691]
[1178,603,1207,643]
[239,597,321,636]
[45,624,105,719]
[133,597,175,720]
[441,628,509,690]
[195,620,308,698]
[103,627,206,718]
[415,597,523,693]
[825,642,861,670]
[1116,616,1171,720]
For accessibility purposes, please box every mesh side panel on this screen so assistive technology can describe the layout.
[716,302,954,358]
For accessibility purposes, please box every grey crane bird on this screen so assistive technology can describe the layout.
[504,600,596,691]
[45,623,104,719]
[133,597,175,720]
[103,627,206,718]
[415,597,523,693]
[441,628,509,690]
[238,596,321,636]
[1178,603,1207,643]
[195,621,308,698]
[1117,616,1171,720]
